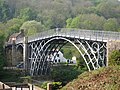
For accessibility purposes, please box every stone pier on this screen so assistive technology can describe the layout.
[23,37,28,71]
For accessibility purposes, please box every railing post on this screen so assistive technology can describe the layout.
[32,84,34,90]
[47,83,52,90]
[2,84,5,89]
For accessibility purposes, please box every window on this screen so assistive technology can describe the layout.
[57,54,59,57]
[55,59,57,62]
[58,59,60,62]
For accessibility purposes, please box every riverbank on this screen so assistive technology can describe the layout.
[61,66,120,90]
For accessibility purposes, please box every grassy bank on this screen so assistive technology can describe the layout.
[0,69,25,82]
[61,66,120,90]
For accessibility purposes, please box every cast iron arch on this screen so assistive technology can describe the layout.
[29,36,106,75]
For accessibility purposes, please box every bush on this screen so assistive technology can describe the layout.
[41,81,48,89]
[109,50,120,66]
[41,81,62,90]
[0,34,5,70]
[51,65,86,84]
[0,70,24,82]
[52,82,62,90]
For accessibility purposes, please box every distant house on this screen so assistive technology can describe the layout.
[52,51,67,63]
[48,51,76,64]
[7,29,24,45]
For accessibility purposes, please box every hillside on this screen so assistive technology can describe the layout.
[61,66,120,90]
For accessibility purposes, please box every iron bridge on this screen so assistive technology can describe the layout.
[6,28,120,76]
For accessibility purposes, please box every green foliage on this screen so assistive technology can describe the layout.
[109,50,120,66]
[41,10,66,28]
[20,76,32,83]
[90,0,104,5]
[19,8,37,21]
[61,45,80,59]
[61,48,72,59]
[20,20,46,36]
[0,18,24,39]
[0,32,5,70]
[51,65,85,83]
[61,45,87,69]
[61,66,120,90]
[66,18,72,28]
[1,0,119,31]
[70,16,80,28]
[0,0,119,36]
[0,0,13,22]
[52,82,62,90]
[103,18,119,31]
[66,14,106,30]
[41,81,49,89]
[96,0,120,19]
[0,70,24,82]
[105,84,120,90]
[6,18,24,36]
[41,81,62,90]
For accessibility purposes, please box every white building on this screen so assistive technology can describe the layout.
[48,51,76,64]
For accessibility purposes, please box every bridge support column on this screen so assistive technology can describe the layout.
[23,37,28,72]
[12,40,16,66]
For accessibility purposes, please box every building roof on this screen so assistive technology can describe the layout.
[9,32,21,38]
[7,30,24,44]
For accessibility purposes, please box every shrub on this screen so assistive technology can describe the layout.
[51,65,86,84]
[0,34,5,70]
[109,50,120,66]
[41,81,48,89]
[52,82,62,90]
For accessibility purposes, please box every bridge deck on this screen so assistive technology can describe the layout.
[13,28,120,44]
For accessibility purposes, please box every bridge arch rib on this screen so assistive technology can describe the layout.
[28,36,107,76]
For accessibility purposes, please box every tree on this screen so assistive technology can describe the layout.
[66,14,106,30]
[3,0,120,30]
[109,50,120,66]
[20,20,46,36]
[0,31,5,70]
[103,18,119,31]
[0,0,13,22]
[4,18,24,38]
[96,0,120,19]
[70,16,81,28]
[90,0,104,5]
[18,8,37,21]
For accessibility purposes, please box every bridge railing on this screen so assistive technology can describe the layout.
[28,29,55,42]
[55,28,119,41]
[16,28,120,44]
[59,28,120,41]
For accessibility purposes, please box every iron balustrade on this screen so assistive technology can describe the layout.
[15,28,120,44]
